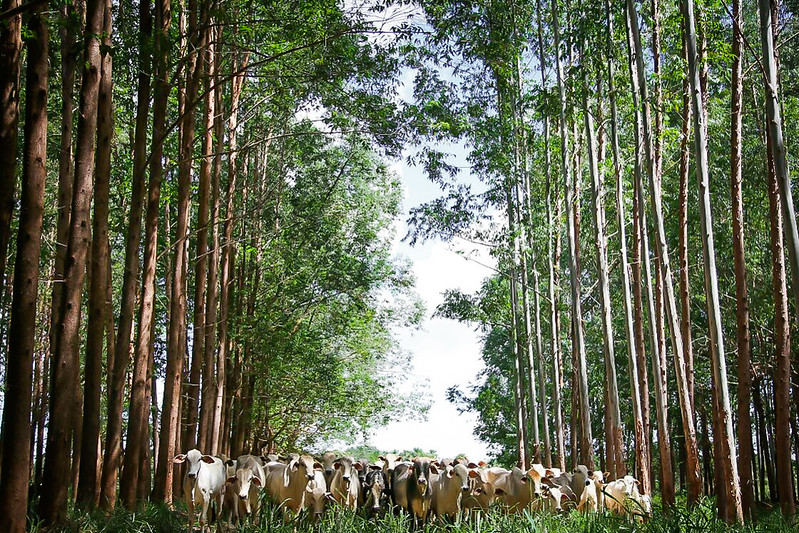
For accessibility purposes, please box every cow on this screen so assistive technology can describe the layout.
[391,457,437,527]
[605,475,650,521]
[264,454,321,520]
[577,478,600,514]
[543,470,578,508]
[378,453,403,489]
[430,463,470,522]
[492,466,551,513]
[328,456,361,509]
[173,449,226,532]
[462,465,498,513]
[304,466,332,522]
[362,467,390,518]
[225,454,266,525]
[319,451,338,488]
[536,483,569,513]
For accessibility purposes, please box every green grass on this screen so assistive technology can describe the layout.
[34,498,797,532]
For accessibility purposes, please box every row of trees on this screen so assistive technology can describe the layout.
[409,0,799,525]
[0,0,422,530]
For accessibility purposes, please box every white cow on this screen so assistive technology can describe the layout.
[225,454,266,525]
[605,475,650,521]
[304,467,332,521]
[329,456,361,510]
[264,454,320,521]
[430,463,471,522]
[173,449,226,532]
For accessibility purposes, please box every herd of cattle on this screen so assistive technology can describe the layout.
[172,449,653,530]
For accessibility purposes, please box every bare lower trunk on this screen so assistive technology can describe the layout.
[684,0,742,522]
[77,0,113,507]
[628,0,702,505]
[41,0,104,520]
[0,10,47,530]
[119,0,170,508]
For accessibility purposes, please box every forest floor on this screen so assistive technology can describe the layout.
[37,498,798,532]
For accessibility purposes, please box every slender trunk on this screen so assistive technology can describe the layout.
[0,0,22,303]
[605,0,646,491]
[40,0,104,520]
[551,0,592,469]
[152,0,201,502]
[582,51,623,479]
[766,85,796,517]
[684,0,742,521]
[628,0,701,505]
[100,0,150,509]
[729,0,754,519]
[77,0,113,507]
[0,9,47,530]
[119,0,170,508]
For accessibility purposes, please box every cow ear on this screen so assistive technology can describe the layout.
[201,455,216,464]
[429,464,439,475]
[369,465,382,471]
[334,461,341,470]
[468,470,480,479]
[226,476,237,484]
[545,469,555,477]
[353,462,362,471]
[494,488,505,495]
[313,462,323,470]
[478,460,487,467]
[397,456,403,461]
[173,454,186,464]
[604,472,610,480]
[446,467,454,479]
[226,459,235,467]
[467,462,479,469]
[407,464,415,473]
[561,493,569,502]
[378,456,386,462]
[252,477,262,487]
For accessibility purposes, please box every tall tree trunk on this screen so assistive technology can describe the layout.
[77,0,113,507]
[0,0,22,302]
[152,0,202,502]
[184,12,215,453]
[758,0,799,315]
[40,0,104,520]
[729,0,754,520]
[766,81,796,518]
[683,0,743,522]
[100,0,150,508]
[627,0,702,505]
[551,0,592,469]
[582,49,623,479]
[605,0,647,491]
[0,8,47,530]
[119,0,170,508]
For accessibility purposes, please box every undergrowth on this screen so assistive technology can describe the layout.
[30,498,797,532]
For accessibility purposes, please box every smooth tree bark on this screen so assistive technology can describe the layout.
[199,35,222,451]
[729,0,755,520]
[120,0,171,508]
[152,0,203,501]
[605,0,647,492]
[184,12,215,452]
[100,0,151,509]
[0,8,48,531]
[582,48,623,479]
[763,25,796,518]
[77,0,113,507]
[758,0,799,316]
[40,0,104,520]
[683,0,743,522]
[626,0,701,505]
[0,0,22,300]
[551,0,593,469]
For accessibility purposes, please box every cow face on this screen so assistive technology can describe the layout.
[450,464,470,493]
[173,448,214,480]
[364,469,388,516]
[320,452,337,481]
[334,457,356,487]
[410,458,434,496]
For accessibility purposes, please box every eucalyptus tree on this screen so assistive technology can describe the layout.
[40,0,106,519]
[0,6,48,531]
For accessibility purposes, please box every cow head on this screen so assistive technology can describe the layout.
[450,463,471,492]
[410,457,434,496]
[173,449,215,481]
[320,452,337,481]
[363,469,388,515]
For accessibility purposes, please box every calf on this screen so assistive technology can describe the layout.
[226,454,266,525]
[264,454,321,520]
[304,466,331,521]
[173,449,226,532]
[391,457,436,527]
[431,463,470,522]
[605,475,649,521]
[362,467,390,518]
[329,456,362,510]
